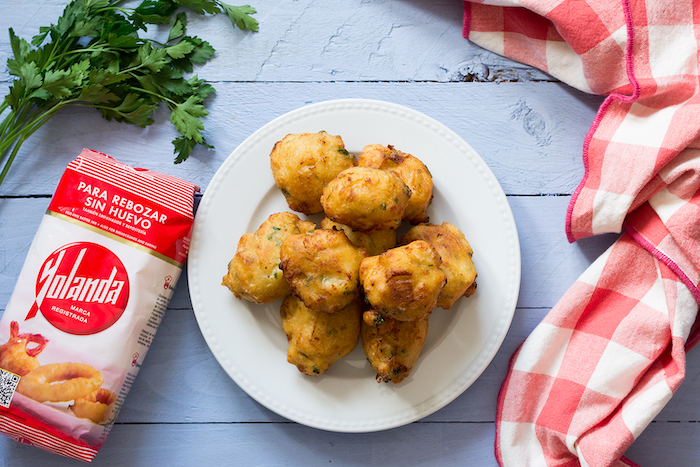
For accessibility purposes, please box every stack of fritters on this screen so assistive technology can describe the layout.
[222,133,478,383]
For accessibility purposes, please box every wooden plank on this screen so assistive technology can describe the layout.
[625,421,700,466]
[1,419,699,467]
[0,81,603,196]
[0,0,551,84]
[0,422,501,466]
[120,303,700,424]
[0,196,616,308]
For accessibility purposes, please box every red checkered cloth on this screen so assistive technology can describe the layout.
[462,1,700,466]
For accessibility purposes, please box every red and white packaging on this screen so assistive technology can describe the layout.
[0,149,199,462]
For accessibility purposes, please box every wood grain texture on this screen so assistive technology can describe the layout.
[0,0,553,85]
[1,0,699,465]
[1,420,698,467]
[0,82,603,196]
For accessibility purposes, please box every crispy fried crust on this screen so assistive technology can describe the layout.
[222,212,315,304]
[400,222,477,309]
[280,229,368,313]
[359,240,446,321]
[320,217,396,256]
[270,132,354,215]
[281,296,362,375]
[321,166,411,232]
[361,311,429,383]
[357,144,433,224]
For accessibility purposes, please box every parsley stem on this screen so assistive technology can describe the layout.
[0,107,13,141]
[0,132,30,187]
[1,106,31,150]
[0,102,70,171]
[4,101,40,146]
[93,0,129,15]
[47,44,108,64]
[127,86,176,106]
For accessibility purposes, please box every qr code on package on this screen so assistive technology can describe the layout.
[0,368,20,408]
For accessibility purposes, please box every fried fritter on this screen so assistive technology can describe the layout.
[361,310,429,384]
[270,132,354,215]
[359,240,446,321]
[281,296,362,376]
[280,229,368,313]
[320,166,411,232]
[400,222,477,309]
[357,144,433,224]
[222,212,315,304]
[320,217,396,256]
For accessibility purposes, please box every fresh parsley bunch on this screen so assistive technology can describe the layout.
[0,0,258,186]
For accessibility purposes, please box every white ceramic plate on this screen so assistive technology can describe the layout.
[188,99,520,432]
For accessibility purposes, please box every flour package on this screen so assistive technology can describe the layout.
[0,149,199,461]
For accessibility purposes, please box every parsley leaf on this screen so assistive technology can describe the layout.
[131,0,179,29]
[0,0,259,185]
[176,0,221,15]
[219,3,259,31]
[173,134,213,163]
[42,69,81,98]
[185,37,216,65]
[170,95,208,142]
[168,12,187,42]
[166,40,196,59]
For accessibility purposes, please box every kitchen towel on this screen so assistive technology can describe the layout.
[462,1,700,465]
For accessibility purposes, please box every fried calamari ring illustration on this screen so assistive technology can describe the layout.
[70,388,117,424]
[17,362,104,403]
[0,321,49,376]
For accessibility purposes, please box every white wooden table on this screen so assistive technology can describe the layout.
[1,1,698,465]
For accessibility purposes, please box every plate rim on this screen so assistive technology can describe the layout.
[188,98,521,432]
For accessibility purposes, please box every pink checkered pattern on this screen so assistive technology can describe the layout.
[463,1,700,466]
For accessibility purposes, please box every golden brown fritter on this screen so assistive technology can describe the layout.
[281,295,362,376]
[361,311,429,384]
[270,131,354,215]
[359,240,446,321]
[400,222,477,310]
[320,217,396,257]
[320,166,411,232]
[280,229,368,313]
[357,144,433,224]
[222,212,315,304]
